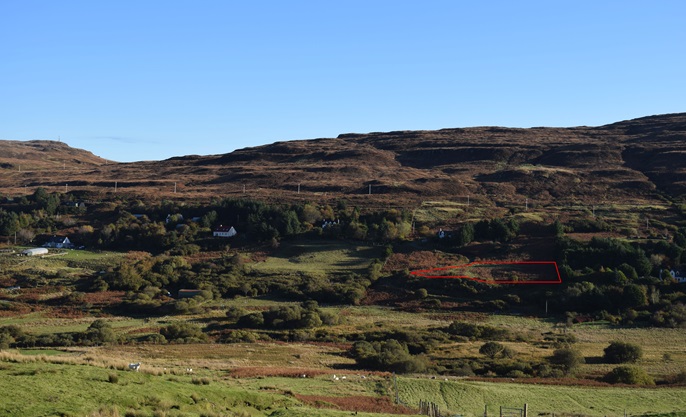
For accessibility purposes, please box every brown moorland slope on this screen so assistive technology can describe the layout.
[1,113,685,206]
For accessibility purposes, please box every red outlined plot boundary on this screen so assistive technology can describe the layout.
[410,261,562,285]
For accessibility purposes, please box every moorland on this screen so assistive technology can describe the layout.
[2,113,686,417]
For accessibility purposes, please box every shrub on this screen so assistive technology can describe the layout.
[604,366,655,385]
[142,334,167,345]
[479,342,507,359]
[237,312,264,328]
[550,348,585,373]
[225,306,247,321]
[447,321,510,341]
[221,330,258,343]
[160,323,208,343]
[349,339,429,374]
[603,341,642,364]
[108,373,119,384]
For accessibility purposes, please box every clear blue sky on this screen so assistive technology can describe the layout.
[1,1,684,162]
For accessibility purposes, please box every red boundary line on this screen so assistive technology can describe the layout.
[409,261,562,285]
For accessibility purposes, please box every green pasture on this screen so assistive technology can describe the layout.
[396,378,686,417]
[0,360,296,417]
[248,240,382,277]
[4,358,685,417]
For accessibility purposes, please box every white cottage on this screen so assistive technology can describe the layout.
[43,236,74,249]
[213,226,237,238]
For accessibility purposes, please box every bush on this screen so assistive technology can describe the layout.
[225,306,247,321]
[349,339,429,374]
[160,323,208,343]
[237,312,265,328]
[603,341,642,364]
[447,321,511,341]
[604,366,655,385]
[108,373,119,384]
[479,341,508,359]
[550,348,585,373]
[142,334,167,345]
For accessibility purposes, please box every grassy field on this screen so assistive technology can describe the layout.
[397,378,686,417]
[248,240,382,278]
[1,355,686,417]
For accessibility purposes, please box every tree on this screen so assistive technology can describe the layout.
[455,223,474,246]
[623,284,647,308]
[17,228,35,244]
[603,341,643,364]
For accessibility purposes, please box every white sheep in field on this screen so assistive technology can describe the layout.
[128,363,141,371]
[186,368,193,373]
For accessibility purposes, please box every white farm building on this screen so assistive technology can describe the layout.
[21,248,49,257]
[213,226,237,238]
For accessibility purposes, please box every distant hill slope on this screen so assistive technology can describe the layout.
[1,113,685,205]
[0,140,110,170]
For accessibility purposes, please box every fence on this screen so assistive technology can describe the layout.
[419,400,441,417]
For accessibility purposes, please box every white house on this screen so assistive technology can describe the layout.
[666,269,686,284]
[213,226,237,238]
[43,236,74,249]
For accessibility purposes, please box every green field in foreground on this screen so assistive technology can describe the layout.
[2,358,686,417]
[397,378,686,417]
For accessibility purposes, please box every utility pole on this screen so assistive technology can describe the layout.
[467,194,470,207]
[174,182,177,193]
[368,184,372,195]
[297,183,300,194]
[525,198,529,211]
[115,181,118,192]
[65,183,68,193]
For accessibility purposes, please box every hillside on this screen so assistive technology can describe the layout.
[0,140,110,170]
[1,113,686,206]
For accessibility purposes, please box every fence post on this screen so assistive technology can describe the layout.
[524,404,528,417]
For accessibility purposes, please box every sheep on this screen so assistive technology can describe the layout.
[128,363,141,371]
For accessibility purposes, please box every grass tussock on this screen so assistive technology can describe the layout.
[86,407,121,417]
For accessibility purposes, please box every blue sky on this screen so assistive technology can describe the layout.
[1,1,684,162]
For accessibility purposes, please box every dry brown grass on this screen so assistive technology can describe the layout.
[229,367,330,378]
[0,350,168,376]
